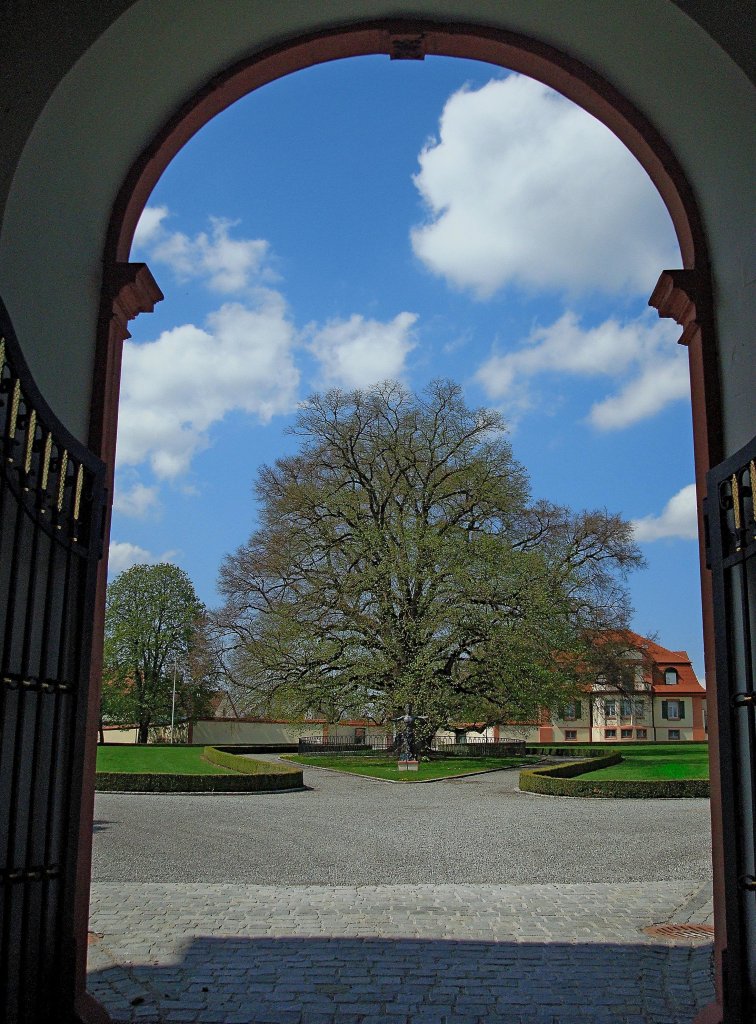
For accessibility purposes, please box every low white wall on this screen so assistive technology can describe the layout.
[101,727,138,743]
[192,720,324,745]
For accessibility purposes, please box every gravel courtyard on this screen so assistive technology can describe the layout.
[88,764,715,1023]
[91,761,712,885]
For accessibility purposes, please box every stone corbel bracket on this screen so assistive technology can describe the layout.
[106,262,163,338]
[649,268,711,347]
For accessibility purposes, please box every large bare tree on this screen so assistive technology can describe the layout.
[216,381,644,738]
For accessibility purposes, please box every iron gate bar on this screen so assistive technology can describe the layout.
[705,434,756,1024]
[0,297,105,1024]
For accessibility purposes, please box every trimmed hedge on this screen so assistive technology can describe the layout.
[203,743,299,754]
[203,746,299,775]
[525,745,612,759]
[95,747,302,792]
[519,753,709,798]
[95,770,302,793]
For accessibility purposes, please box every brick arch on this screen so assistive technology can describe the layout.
[106,20,706,271]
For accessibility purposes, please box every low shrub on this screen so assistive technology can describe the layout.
[519,754,709,798]
[203,746,300,775]
[95,769,303,793]
[525,745,609,759]
[430,742,526,758]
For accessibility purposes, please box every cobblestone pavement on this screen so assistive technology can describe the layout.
[88,766,715,1023]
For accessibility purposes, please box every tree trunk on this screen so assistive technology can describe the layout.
[137,720,150,744]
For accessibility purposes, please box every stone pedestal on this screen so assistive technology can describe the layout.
[397,760,419,771]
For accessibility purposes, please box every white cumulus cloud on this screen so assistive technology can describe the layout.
[117,295,300,479]
[632,484,698,541]
[307,312,418,389]
[132,205,170,248]
[411,75,678,298]
[107,541,178,576]
[113,481,160,519]
[124,207,422,484]
[590,358,690,430]
[133,208,271,293]
[475,311,687,429]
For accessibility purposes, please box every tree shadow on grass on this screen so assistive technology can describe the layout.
[88,934,714,1024]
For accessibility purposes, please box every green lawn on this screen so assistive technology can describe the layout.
[583,743,709,781]
[96,744,234,775]
[284,753,539,782]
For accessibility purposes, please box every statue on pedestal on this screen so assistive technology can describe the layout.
[393,704,427,762]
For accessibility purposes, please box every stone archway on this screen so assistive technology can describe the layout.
[85,20,726,1024]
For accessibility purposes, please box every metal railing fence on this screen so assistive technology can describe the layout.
[297,736,526,756]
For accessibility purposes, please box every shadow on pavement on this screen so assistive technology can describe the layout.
[88,933,714,1024]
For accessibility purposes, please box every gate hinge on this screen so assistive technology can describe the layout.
[732,692,755,709]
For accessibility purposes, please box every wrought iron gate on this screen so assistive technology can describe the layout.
[0,298,105,1023]
[705,434,756,1023]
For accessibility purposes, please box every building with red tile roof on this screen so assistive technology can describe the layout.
[542,630,707,743]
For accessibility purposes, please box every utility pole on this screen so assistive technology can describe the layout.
[170,659,178,744]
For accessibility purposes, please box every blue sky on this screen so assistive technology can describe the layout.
[115,55,703,678]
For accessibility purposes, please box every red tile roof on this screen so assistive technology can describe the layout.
[620,630,705,695]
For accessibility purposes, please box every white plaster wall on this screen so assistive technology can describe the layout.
[551,726,591,743]
[100,726,139,743]
[0,1,753,453]
[495,726,541,743]
[329,725,390,742]
[192,720,324,745]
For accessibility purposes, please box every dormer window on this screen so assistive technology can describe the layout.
[595,673,607,689]
[664,668,678,686]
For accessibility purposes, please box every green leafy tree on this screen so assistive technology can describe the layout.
[102,563,216,743]
[216,381,644,745]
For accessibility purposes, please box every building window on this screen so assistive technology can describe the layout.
[562,701,581,721]
[564,729,577,740]
[634,700,646,719]
[604,699,616,717]
[621,728,633,739]
[664,668,678,685]
[662,699,684,721]
[605,729,617,739]
[620,698,632,718]
[668,729,681,740]
[636,728,647,739]
[454,729,467,744]
[354,727,366,745]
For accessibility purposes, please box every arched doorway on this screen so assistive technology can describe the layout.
[1,14,752,1024]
